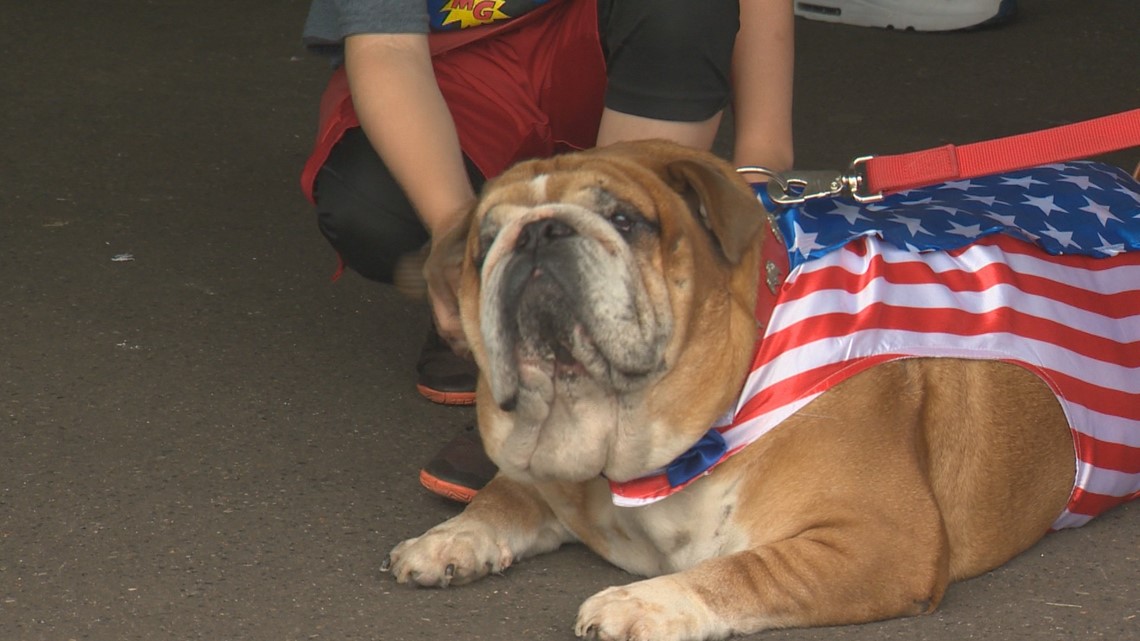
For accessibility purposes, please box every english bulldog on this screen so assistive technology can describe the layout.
[383,140,1140,641]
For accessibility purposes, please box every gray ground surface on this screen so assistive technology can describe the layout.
[2,1,1137,640]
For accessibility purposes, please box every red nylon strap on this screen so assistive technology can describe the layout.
[864,109,1140,195]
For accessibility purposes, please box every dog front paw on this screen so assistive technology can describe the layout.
[383,518,511,587]
[575,577,719,641]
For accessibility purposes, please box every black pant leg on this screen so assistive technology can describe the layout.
[598,0,740,122]
[313,127,485,284]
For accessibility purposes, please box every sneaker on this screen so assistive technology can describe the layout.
[794,0,1016,31]
[419,424,498,503]
[415,327,477,405]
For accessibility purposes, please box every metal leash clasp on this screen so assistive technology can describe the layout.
[738,156,883,206]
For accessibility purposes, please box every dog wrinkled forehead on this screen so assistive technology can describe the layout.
[467,140,764,266]
[475,156,665,228]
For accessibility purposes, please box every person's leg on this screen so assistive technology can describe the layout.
[314,127,431,283]
[731,0,795,172]
[595,0,740,150]
[313,126,485,405]
[596,110,723,151]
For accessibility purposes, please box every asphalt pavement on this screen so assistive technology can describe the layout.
[2,1,1137,640]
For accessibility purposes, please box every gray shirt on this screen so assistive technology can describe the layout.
[303,0,428,57]
[303,0,547,56]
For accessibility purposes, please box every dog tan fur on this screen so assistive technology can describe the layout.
[385,140,1076,640]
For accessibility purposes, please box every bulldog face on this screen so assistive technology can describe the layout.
[454,140,767,485]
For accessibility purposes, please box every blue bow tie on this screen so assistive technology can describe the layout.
[665,429,728,487]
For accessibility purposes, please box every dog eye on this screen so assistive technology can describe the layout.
[610,211,635,234]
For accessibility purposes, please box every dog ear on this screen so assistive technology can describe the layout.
[667,158,766,264]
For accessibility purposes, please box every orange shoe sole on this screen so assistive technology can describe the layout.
[416,384,476,406]
[419,469,478,503]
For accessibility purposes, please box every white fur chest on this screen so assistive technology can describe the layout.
[544,473,749,577]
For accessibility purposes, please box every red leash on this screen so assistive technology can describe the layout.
[864,108,1140,196]
[749,108,1140,206]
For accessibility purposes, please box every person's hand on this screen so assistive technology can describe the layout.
[425,236,467,356]
[393,227,470,357]
[420,214,473,357]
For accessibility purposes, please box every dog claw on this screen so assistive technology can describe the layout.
[439,563,457,587]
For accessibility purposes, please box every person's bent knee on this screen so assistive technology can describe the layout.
[313,129,429,283]
[315,200,428,284]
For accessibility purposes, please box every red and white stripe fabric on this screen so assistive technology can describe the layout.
[610,234,1140,529]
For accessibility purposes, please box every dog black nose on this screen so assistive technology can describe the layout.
[516,218,575,252]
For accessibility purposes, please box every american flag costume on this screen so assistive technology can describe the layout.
[610,161,1140,530]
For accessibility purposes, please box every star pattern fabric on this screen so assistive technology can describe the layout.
[779,161,1140,269]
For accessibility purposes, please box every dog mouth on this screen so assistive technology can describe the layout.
[523,293,607,376]
[479,218,668,413]
[507,255,620,387]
